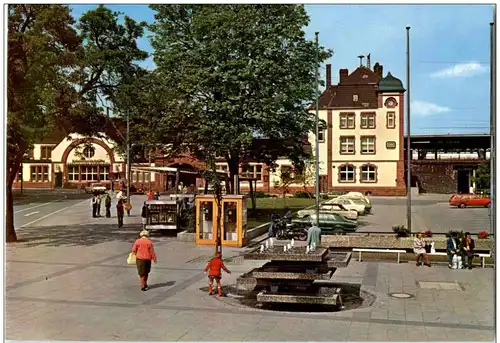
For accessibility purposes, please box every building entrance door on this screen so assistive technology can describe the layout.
[457,169,470,194]
[55,172,63,187]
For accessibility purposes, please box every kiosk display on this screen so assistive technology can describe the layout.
[223,201,238,241]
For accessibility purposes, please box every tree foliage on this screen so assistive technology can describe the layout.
[148,4,332,190]
[472,162,491,192]
[6,4,147,241]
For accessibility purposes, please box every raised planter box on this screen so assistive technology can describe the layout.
[321,235,493,251]
[177,230,195,242]
[247,222,270,240]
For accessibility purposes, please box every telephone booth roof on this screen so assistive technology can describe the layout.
[195,194,248,200]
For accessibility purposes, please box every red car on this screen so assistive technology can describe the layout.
[449,194,491,208]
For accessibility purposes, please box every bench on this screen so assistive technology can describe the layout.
[476,253,491,268]
[352,248,407,264]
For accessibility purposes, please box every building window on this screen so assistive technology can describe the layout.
[144,172,150,182]
[40,146,53,160]
[280,165,294,180]
[100,166,109,181]
[339,113,355,129]
[361,136,376,154]
[353,94,359,102]
[83,146,95,158]
[360,112,376,129]
[30,166,49,182]
[360,164,377,183]
[81,166,98,181]
[68,166,79,181]
[386,112,396,129]
[217,164,229,175]
[241,164,263,181]
[340,136,355,154]
[318,130,325,143]
[339,164,355,183]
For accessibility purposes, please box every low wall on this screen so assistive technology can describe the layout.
[247,222,269,241]
[177,230,195,242]
[322,235,493,251]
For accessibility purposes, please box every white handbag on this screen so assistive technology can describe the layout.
[127,252,136,265]
[452,255,458,269]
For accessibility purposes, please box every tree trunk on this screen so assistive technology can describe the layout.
[204,180,209,194]
[228,157,239,195]
[6,162,19,242]
[214,183,223,255]
[249,179,256,212]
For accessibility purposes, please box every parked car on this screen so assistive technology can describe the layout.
[85,183,107,194]
[449,194,491,208]
[292,213,358,235]
[296,203,358,221]
[326,198,366,214]
[338,195,372,213]
[344,192,372,206]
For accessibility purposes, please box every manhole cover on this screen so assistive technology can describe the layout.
[390,293,412,299]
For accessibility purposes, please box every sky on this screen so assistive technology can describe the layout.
[70,4,494,135]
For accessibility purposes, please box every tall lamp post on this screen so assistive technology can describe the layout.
[406,26,412,233]
[126,111,131,216]
[314,32,320,226]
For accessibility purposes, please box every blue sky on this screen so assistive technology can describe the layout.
[70,4,493,135]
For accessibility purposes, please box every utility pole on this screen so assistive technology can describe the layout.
[314,32,320,226]
[490,8,496,236]
[126,111,131,216]
[406,26,412,233]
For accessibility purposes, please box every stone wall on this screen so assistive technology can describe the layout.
[411,161,457,194]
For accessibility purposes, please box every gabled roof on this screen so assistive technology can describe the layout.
[341,66,379,85]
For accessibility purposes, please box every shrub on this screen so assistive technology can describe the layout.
[254,191,271,198]
[478,231,489,239]
[424,230,433,237]
[295,191,313,198]
[392,225,410,238]
[180,207,196,233]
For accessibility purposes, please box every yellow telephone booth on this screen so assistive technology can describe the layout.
[195,194,249,247]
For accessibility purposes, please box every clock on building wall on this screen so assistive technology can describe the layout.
[384,97,398,108]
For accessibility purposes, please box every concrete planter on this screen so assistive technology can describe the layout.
[177,230,196,242]
[322,235,493,251]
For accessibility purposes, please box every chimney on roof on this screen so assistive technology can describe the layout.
[326,64,331,87]
[367,54,371,69]
[357,55,365,67]
[373,62,383,78]
[339,68,348,83]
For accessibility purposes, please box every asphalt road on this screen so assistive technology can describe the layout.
[13,190,92,229]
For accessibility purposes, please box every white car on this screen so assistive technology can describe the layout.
[337,194,372,212]
[297,204,358,220]
[85,182,107,194]
[328,198,366,214]
[344,192,372,205]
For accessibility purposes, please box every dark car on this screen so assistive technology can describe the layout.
[292,213,358,235]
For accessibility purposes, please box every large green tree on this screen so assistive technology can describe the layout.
[7,5,147,242]
[148,4,332,192]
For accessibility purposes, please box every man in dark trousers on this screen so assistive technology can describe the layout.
[91,193,99,218]
[96,193,102,217]
[105,192,112,218]
[116,199,124,228]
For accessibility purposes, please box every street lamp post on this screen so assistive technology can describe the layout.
[126,111,131,216]
[490,11,496,236]
[314,32,320,226]
[406,26,412,233]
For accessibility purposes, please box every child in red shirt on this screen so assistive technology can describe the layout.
[204,252,231,296]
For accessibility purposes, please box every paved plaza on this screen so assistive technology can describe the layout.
[5,195,495,341]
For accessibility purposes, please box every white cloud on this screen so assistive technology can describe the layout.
[430,62,488,78]
[412,100,451,116]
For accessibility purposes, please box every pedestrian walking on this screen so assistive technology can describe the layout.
[204,252,231,296]
[117,199,124,228]
[131,230,157,291]
[147,190,154,201]
[96,193,102,217]
[153,191,160,200]
[105,192,112,218]
[141,201,148,230]
[91,193,99,218]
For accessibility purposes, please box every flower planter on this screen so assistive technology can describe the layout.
[321,235,493,251]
